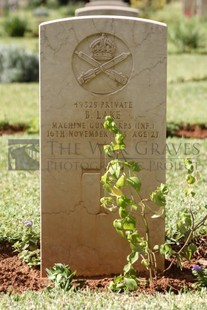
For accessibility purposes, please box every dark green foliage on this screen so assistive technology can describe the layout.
[46,264,76,291]
[0,46,39,83]
[57,0,69,6]
[3,15,27,37]
[169,18,204,52]
[192,265,207,288]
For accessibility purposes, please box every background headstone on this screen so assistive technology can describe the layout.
[0,0,5,15]
[182,0,196,16]
[40,16,167,276]
[197,0,207,15]
[76,0,138,17]
[182,0,207,16]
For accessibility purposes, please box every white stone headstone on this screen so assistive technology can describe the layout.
[40,16,167,276]
[76,0,138,17]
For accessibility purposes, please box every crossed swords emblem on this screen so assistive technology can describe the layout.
[75,50,131,86]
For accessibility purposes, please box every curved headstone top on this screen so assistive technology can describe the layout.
[75,0,138,17]
[87,0,128,6]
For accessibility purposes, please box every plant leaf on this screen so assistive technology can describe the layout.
[116,174,125,188]
[111,186,123,197]
[128,251,139,265]
[123,216,136,231]
[126,177,141,192]
[124,277,138,291]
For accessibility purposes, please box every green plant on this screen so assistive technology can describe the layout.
[166,122,180,137]
[169,18,204,52]
[161,159,207,270]
[0,46,39,83]
[13,221,40,267]
[108,274,139,292]
[3,15,28,37]
[192,265,207,288]
[101,116,168,291]
[46,263,76,291]
[27,117,39,134]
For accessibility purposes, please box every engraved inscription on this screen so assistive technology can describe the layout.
[72,33,133,95]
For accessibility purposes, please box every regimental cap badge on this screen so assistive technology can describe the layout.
[90,34,116,61]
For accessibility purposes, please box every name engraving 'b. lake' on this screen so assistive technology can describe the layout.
[72,33,133,95]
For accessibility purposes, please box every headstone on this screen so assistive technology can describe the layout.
[196,0,207,15]
[40,15,167,276]
[0,0,4,15]
[0,0,18,14]
[76,0,138,17]
[182,0,196,16]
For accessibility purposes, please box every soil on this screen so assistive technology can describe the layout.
[0,235,206,294]
[176,124,207,139]
[0,125,28,136]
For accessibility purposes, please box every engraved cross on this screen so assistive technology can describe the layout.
[81,144,107,215]
[75,50,130,85]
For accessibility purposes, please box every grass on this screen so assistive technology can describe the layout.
[0,37,39,52]
[0,134,206,241]
[0,83,39,129]
[167,81,207,124]
[166,137,207,237]
[168,54,207,84]
[0,134,40,241]
[0,288,207,309]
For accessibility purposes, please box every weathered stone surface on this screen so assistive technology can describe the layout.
[40,16,167,276]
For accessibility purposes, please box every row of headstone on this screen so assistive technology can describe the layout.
[0,0,17,16]
[0,0,3,15]
[0,0,26,16]
[182,0,207,16]
[40,0,167,276]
